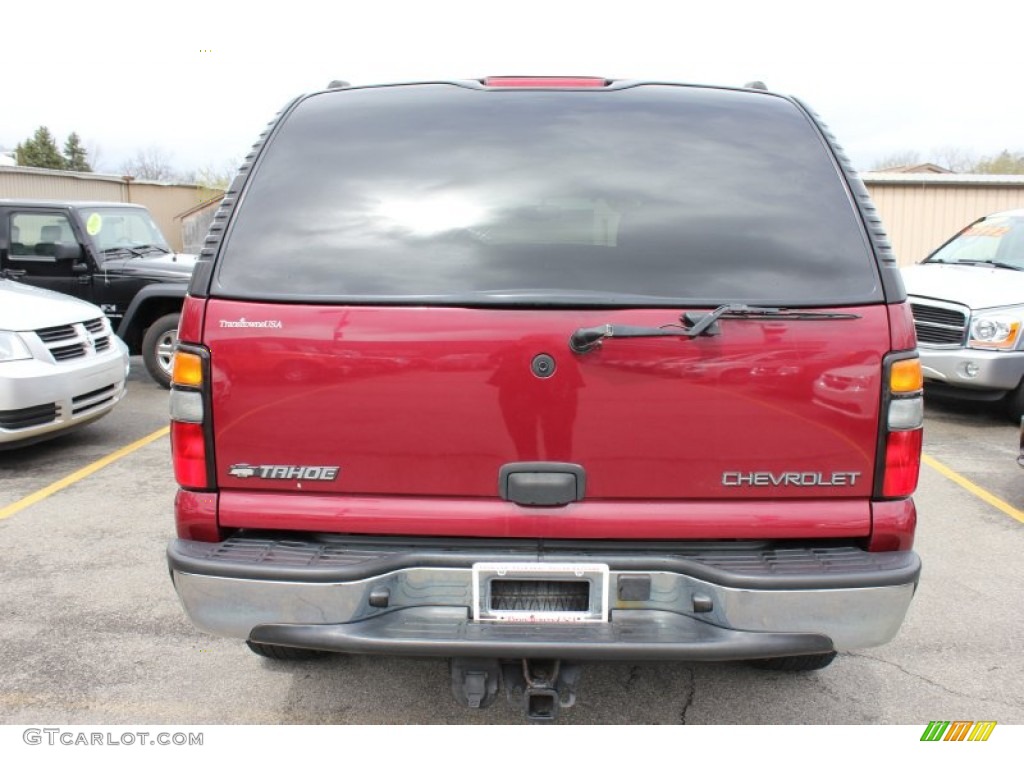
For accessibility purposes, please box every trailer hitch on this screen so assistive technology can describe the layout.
[451,657,583,720]
[504,659,582,721]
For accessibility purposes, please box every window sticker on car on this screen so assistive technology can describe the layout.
[962,224,1009,238]
[86,213,103,236]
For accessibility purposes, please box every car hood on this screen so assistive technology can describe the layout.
[0,279,103,330]
[901,263,1024,310]
[99,251,198,280]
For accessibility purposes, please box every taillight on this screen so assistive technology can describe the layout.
[882,429,923,497]
[170,346,213,490]
[171,421,208,489]
[876,355,923,499]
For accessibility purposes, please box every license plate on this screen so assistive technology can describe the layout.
[472,562,609,623]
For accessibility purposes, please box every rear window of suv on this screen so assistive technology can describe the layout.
[215,83,881,307]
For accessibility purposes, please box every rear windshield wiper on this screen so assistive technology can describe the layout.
[569,304,861,354]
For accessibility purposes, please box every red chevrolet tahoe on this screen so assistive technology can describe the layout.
[167,77,922,720]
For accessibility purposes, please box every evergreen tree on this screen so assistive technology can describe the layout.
[63,132,92,171]
[15,127,66,169]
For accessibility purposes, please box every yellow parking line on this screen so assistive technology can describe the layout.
[922,453,1024,524]
[0,427,170,520]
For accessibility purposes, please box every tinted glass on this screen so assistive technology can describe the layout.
[216,84,880,306]
[9,212,75,260]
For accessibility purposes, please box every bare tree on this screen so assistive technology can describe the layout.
[871,150,922,171]
[120,146,177,181]
[871,146,1024,175]
[930,146,977,173]
[87,142,106,173]
[185,157,242,190]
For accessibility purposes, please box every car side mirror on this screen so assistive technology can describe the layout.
[53,242,84,261]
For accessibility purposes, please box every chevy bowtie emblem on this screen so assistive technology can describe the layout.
[228,464,340,481]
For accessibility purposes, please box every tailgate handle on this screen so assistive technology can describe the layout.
[499,463,586,507]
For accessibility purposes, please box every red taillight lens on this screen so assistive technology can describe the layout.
[172,420,207,489]
[882,428,922,498]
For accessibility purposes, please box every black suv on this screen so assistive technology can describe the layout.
[0,200,196,387]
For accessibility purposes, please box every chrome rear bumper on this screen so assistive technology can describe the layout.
[169,535,920,657]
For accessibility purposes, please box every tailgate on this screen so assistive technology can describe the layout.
[205,300,887,510]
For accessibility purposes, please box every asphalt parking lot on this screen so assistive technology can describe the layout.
[1,361,1022,725]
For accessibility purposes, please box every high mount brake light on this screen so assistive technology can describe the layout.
[483,76,609,88]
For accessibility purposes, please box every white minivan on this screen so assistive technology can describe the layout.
[0,277,129,447]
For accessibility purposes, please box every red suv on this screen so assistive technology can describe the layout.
[167,77,922,720]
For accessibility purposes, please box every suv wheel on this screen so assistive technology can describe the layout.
[245,641,330,661]
[1004,381,1024,422]
[142,313,180,389]
[748,652,838,672]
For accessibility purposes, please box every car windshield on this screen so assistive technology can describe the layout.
[216,84,882,306]
[81,207,171,257]
[926,213,1024,268]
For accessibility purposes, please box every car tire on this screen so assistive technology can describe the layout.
[1003,381,1024,422]
[142,313,180,389]
[747,652,838,672]
[245,641,331,661]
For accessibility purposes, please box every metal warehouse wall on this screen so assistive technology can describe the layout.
[128,185,221,251]
[0,166,128,203]
[863,173,1024,266]
[0,166,220,252]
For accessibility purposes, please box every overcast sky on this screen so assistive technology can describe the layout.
[3,0,1020,176]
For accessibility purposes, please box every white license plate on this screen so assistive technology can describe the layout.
[472,562,610,623]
